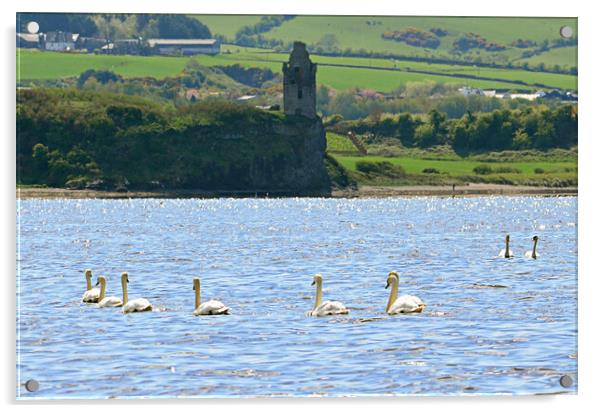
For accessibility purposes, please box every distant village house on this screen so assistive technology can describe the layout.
[146,39,220,56]
[43,31,78,51]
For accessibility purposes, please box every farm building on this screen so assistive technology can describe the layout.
[146,39,220,55]
[43,31,78,51]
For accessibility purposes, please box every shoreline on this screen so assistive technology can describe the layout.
[16,183,577,199]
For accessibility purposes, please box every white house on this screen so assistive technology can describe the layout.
[43,31,77,51]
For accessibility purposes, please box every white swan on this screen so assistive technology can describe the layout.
[82,269,101,303]
[498,234,514,258]
[525,236,540,259]
[121,272,153,313]
[95,276,123,307]
[306,274,349,317]
[192,277,230,316]
[385,271,426,314]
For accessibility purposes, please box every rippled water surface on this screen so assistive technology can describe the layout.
[17,196,577,398]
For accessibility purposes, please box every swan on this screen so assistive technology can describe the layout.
[82,269,101,303]
[95,276,123,307]
[525,236,540,259]
[498,234,514,258]
[192,277,230,316]
[121,272,153,313]
[306,274,349,317]
[385,271,426,314]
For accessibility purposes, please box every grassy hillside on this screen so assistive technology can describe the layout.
[192,15,265,39]
[516,46,577,68]
[235,16,577,67]
[17,48,577,91]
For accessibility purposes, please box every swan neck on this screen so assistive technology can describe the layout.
[386,277,399,312]
[195,284,201,310]
[505,237,510,257]
[532,239,538,258]
[99,280,106,301]
[85,274,92,290]
[314,280,323,310]
[121,277,128,305]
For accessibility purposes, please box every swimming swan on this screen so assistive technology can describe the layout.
[121,272,152,313]
[385,271,426,314]
[525,236,540,259]
[306,274,349,317]
[498,234,514,258]
[95,276,123,307]
[192,277,230,316]
[82,269,101,303]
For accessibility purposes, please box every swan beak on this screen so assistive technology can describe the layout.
[95,281,99,286]
[385,282,390,289]
[311,280,315,286]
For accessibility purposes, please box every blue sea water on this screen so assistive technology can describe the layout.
[16,196,577,398]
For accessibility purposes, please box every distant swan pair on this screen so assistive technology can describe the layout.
[82,270,151,313]
[306,271,425,317]
[498,235,540,259]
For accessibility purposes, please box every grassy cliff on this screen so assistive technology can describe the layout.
[17,88,331,195]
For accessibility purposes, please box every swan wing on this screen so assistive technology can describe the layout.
[389,295,426,314]
[193,300,230,316]
[123,298,152,313]
[498,249,514,258]
[82,288,101,303]
[525,251,539,258]
[98,296,123,308]
[312,300,349,317]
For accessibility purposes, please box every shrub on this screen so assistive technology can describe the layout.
[356,160,406,178]
[422,167,440,174]
[473,164,493,175]
[534,168,545,174]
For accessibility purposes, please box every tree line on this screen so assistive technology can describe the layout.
[329,105,577,152]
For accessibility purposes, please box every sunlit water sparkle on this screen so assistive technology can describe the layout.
[17,196,577,398]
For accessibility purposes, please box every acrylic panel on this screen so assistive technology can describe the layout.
[16,13,578,399]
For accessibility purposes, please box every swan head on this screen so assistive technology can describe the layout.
[95,275,107,287]
[533,235,539,242]
[506,234,510,242]
[121,272,129,283]
[193,277,200,290]
[311,274,323,286]
[85,269,92,281]
[386,273,398,289]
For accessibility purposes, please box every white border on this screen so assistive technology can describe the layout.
[3,1,601,412]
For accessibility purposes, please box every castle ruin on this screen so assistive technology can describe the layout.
[282,41,317,118]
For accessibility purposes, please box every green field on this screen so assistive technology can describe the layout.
[333,154,576,186]
[325,132,576,186]
[17,47,577,92]
[516,46,578,68]
[253,16,577,65]
[335,155,575,176]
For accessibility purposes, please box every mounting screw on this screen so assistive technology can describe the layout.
[25,379,39,392]
[559,375,573,388]
[559,26,573,38]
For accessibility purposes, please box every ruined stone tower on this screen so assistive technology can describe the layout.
[282,41,317,118]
